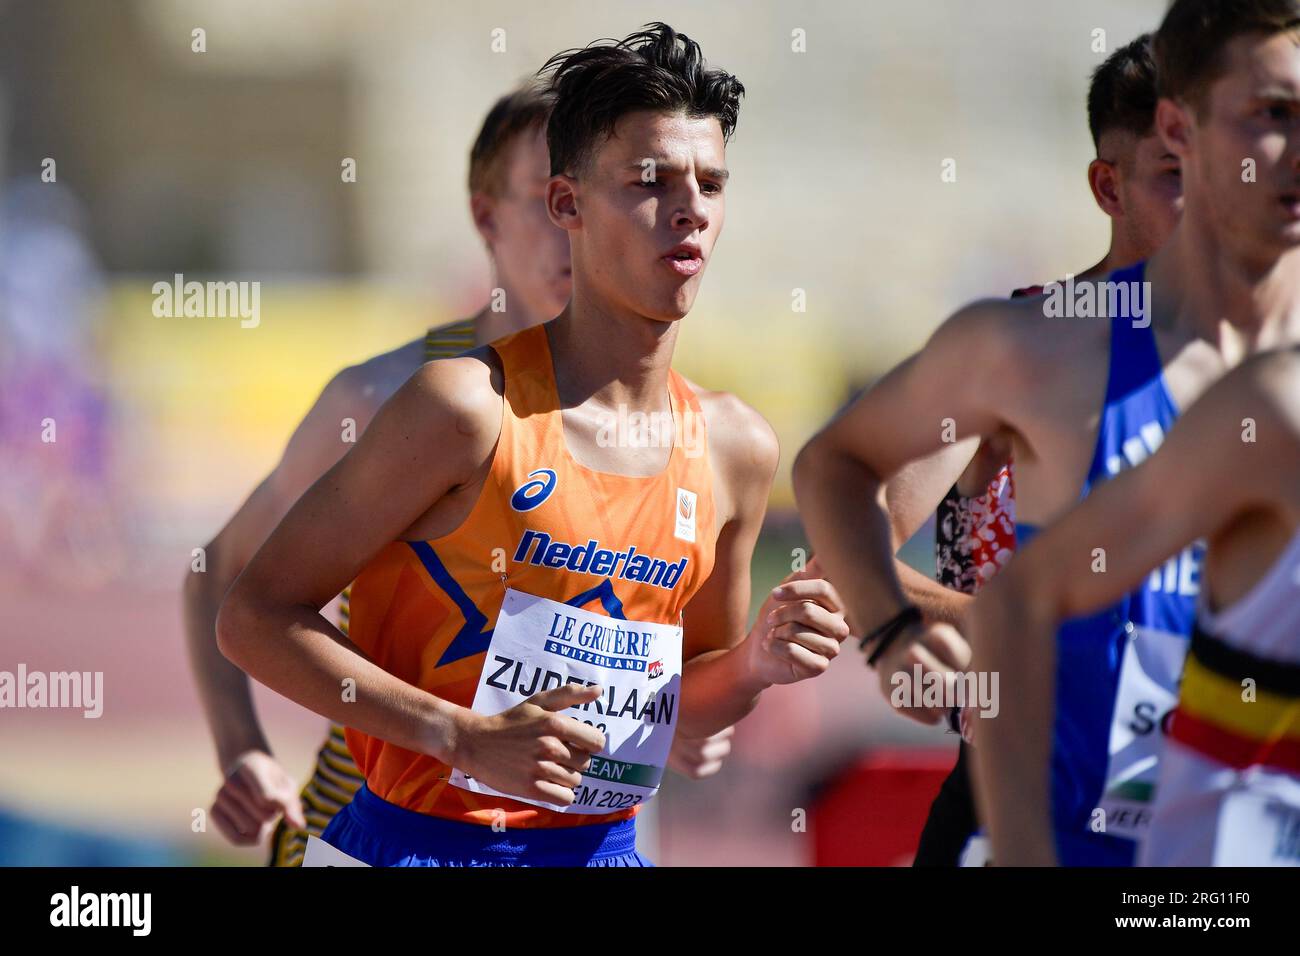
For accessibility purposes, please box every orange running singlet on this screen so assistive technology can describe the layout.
[344,323,717,828]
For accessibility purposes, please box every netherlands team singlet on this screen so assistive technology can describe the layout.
[339,322,717,831]
[1018,261,1203,866]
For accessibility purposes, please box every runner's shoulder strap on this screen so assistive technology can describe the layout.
[423,318,477,362]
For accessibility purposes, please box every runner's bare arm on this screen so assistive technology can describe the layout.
[675,395,776,737]
[884,441,982,629]
[677,395,850,738]
[793,302,1023,725]
[967,353,1298,865]
[794,302,1016,637]
[183,363,384,773]
[216,356,500,764]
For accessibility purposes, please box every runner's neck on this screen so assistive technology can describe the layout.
[542,302,679,416]
[470,288,554,347]
[1147,215,1300,358]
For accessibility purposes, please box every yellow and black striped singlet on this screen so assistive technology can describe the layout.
[267,318,477,866]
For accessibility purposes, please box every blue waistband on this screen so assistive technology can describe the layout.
[343,784,639,864]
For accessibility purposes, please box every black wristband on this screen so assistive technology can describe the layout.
[861,605,923,667]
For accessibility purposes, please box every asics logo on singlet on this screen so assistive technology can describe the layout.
[512,530,688,590]
[510,469,557,512]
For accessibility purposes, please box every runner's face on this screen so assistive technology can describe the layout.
[567,110,727,322]
[1183,31,1300,255]
[488,126,572,318]
[1115,133,1183,258]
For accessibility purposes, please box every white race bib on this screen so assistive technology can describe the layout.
[1097,624,1187,840]
[449,588,683,814]
[1213,788,1300,866]
[302,835,370,867]
[957,834,992,867]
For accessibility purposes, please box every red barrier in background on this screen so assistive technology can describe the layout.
[810,748,955,866]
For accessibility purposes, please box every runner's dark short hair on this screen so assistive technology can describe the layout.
[538,22,744,178]
[1155,0,1300,115]
[1088,34,1158,149]
[468,81,553,197]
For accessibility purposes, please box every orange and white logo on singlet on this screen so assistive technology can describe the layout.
[675,488,697,542]
[343,323,717,829]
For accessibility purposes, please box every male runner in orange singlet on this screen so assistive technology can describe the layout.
[218,23,849,866]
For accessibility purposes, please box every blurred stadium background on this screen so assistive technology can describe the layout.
[0,0,1165,865]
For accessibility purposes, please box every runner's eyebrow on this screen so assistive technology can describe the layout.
[623,160,729,182]
[625,159,671,175]
[1254,86,1300,101]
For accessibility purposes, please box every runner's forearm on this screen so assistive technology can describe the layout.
[677,646,771,739]
[182,564,271,772]
[793,442,909,634]
[967,566,1058,865]
[896,561,973,628]
[216,596,462,765]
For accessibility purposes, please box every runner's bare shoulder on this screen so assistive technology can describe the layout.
[1254,345,1300,423]
[321,335,428,426]
[919,295,1047,387]
[383,345,505,479]
[943,289,1110,392]
[678,378,779,475]
[1232,346,1300,456]
[676,378,779,524]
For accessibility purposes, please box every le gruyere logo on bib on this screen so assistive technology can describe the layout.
[483,607,676,726]
[510,468,557,512]
[512,529,689,590]
[539,611,663,673]
[674,487,697,543]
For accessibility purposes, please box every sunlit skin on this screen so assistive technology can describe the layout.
[1086,130,1184,278]
[961,30,1300,865]
[794,28,1300,850]
[946,132,1186,497]
[890,115,1188,613]
[471,124,572,329]
[547,110,728,326]
[1167,30,1300,275]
